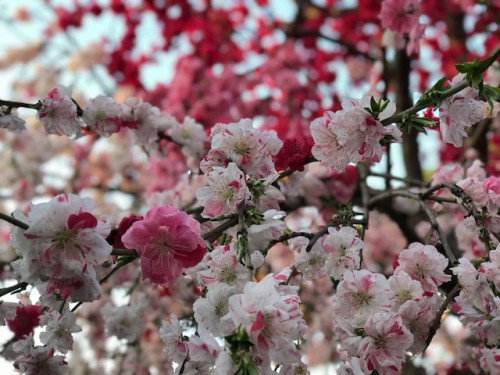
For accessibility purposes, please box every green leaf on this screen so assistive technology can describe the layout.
[455,63,467,73]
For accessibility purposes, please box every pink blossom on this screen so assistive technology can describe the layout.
[159,314,188,363]
[407,23,426,55]
[193,284,236,337]
[480,246,500,291]
[453,257,488,296]
[398,300,435,353]
[394,242,451,292]
[196,162,250,218]
[310,111,350,173]
[310,97,401,172]
[0,108,26,133]
[294,236,328,280]
[169,116,207,162]
[439,75,487,147]
[484,176,500,210]
[121,205,206,287]
[480,348,500,374]
[209,119,282,178]
[13,335,69,375]
[11,193,111,302]
[197,245,248,290]
[379,0,420,34]
[83,95,122,136]
[337,356,370,375]
[39,311,81,354]
[388,272,424,311]
[247,210,286,253]
[187,327,221,365]
[200,149,230,173]
[431,163,464,185]
[227,274,306,365]
[455,219,487,260]
[322,226,363,280]
[254,175,285,212]
[333,269,392,328]
[358,312,413,374]
[120,98,162,147]
[38,86,82,136]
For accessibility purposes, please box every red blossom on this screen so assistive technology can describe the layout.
[274,137,313,172]
[7,305,43,340]
[106,213,144,249]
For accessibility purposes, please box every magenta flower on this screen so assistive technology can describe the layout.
[121,205,206,287]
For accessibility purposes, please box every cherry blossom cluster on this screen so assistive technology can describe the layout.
[1,0,500,374]
[0,65,497,373]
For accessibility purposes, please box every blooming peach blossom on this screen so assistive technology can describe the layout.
[121,205,206,287]
[38,86,82,136]
[394,242,451,292]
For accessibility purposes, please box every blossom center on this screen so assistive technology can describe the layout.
[217,186,234,201]
[94,109,107,121]
[54,228,78,249]
[233,140,250,155]
[354,292,374,307]
[396,290,412,303]
[214,302,226,317]
[414,264,428,279]
[374,335,387,349]
[220,267,237,284]
[154,237,173,254]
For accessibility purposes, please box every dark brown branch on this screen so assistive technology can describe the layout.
[0,281,28,298]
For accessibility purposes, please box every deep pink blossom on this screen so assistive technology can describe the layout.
[121,205,206,287]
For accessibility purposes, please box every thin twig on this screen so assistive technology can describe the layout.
[358,163,370,240]
[263,231,315,255]
[423,284,461,353]
[368,172,428,187]
[0,281,29,298]
[0,212,29,230]
[202,216,239,241]
[421,182,493,252]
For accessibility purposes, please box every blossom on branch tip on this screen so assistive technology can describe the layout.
[12,335,69,375]
[439,74,487,147]
[310,97,401,172]
[120,98,163,147]
[38,86,82,137]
